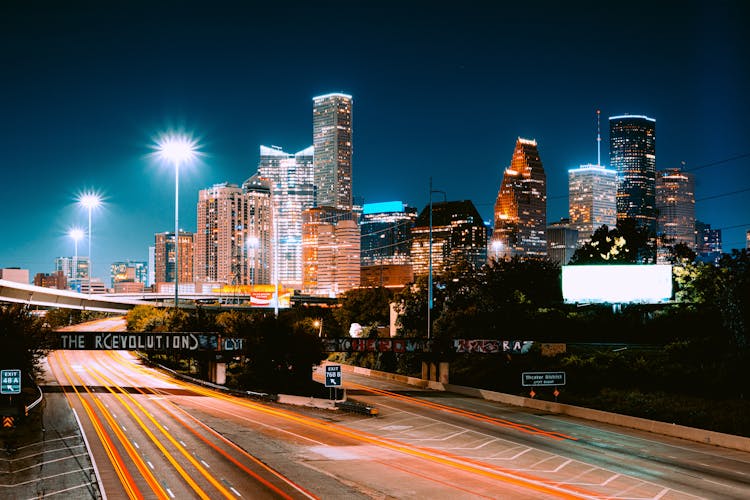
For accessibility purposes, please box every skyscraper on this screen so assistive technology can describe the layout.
[609,115,656,235]
[257,145,315,290]
[195,181,272,286]
[491,137,547,259]
[360,201,416,267]
[313,93,353,210]
[656,166,696,260]
[411,200,488,276]
[568,164,617,246]
[154,231,194,287]
[241,173,274,287]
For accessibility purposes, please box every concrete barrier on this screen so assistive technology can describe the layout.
[337,363,750,453]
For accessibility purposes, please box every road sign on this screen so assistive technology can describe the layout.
[1,369,21,395]
[2,416,14,428]
[325,365,342,387]
[521,371,566,387]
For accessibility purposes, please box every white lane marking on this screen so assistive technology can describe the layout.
[133,441,139,449]
[201,460,210,468]
[230,486,242,496]
[166,488,176,498]
[147,461,154,469]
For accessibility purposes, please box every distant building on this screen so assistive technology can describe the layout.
[492,137,547,259]
[80,278,107,294]
[241,173,274,287]
[747,229,750,250]
[302,207,360,296]
[313,93,353,210]
[110,260,148,289]
[546,219,579,266]
[610,114,657,235]
[0,268,29,284]
[257,145,315,290]
[154,231,194,285]
[359,201,416,289]
[695,220,722,265]
[54,256,89,291]
[34,271,67,289]
[411,200,488,276]
[147,246,155,287]
[568,163,616,246]
[656,166,696,262]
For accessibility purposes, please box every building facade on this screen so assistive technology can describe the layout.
[546,219,579,266]
[609,115,657,235]
[302,207,360,296]
[656,167,696,260]
[695,220,722,265]
[411,200,488,277]
[491,137,547,259]
[110,260,148,289]
[568,163,617,246]
[241,173,274,287]
[313,93,353,210]
[257,145,315,290]
[54,256,89,290]
[154,231,194,285]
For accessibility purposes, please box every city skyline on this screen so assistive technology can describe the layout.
[2,1,749,281]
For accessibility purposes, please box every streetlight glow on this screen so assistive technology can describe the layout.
[153,131,201,308]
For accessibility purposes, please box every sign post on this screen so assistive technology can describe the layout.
[325,364,342,400]
[521,371,565,399]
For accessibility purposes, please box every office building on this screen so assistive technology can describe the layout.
[110,261,148,289]
[34,271,67,290]
[0,268,29,284]
[411,200,487,276]
[54,256,89,291]
[154,231,194,286]
[546,219,579,266]
[568,164,617,246]
[695,220,722,265]
[491,137,547,259]
[313,93,353,210]
[302,207,360,296]
[656,167,696,261]
[609,115,657,234]
[257,145,315,290]
[241,173,274,287]
[359,201,416,288]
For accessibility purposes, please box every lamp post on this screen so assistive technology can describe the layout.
[155,133,198,309]
[428,178,446,340]
[78,193,101,297]
[313,319,323,337]
[69,227,84,290]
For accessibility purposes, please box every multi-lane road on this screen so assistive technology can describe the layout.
[6,317,750,499]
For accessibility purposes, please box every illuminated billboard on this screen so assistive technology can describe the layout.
[211,284,292,308]
[562,265,672,304]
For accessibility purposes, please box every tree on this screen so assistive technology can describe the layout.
[0,305,49,382]
[333,287,393,336]
[569,220,656,265]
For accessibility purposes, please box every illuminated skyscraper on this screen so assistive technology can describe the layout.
[360,201,416,266]
[491,137,547,259]
[313,93,353,210]
[656,166,696,261]
[154,231,193,286]
[257,145,315,290]
[241,173,274,287]
[195,181,272,286]
[411,200,487,276]
[695,220,722,265]
[609,115,656,234]
[301,207,360,296]
[568,164,617,246]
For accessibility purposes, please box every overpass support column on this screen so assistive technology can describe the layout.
[438,361,449,384]
[208,361,226,385]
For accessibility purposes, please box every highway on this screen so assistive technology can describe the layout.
[13,317,750,499]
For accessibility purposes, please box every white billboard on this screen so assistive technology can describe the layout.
[562,265,672,304]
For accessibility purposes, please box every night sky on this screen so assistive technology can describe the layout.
[2,0,749,283]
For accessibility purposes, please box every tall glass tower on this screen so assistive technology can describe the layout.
[257,145,315,290]
[609,115,656,233]
[313,93,353,210]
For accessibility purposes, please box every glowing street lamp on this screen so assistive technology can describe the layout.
[68,227,84,285]
[155,132,199,308]
[313,319,323,337]
[78,193,101,296]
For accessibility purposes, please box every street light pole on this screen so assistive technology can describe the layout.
[78,193,101,297]
[155,133,199,309]
[69,227,84,290]
[427,177,446,340]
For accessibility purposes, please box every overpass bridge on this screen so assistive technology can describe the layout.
[0,279,164,313]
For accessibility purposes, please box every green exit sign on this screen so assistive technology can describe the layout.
[1,369,21,394]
